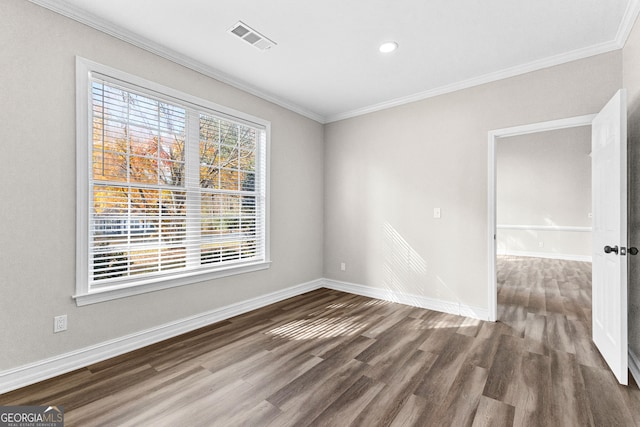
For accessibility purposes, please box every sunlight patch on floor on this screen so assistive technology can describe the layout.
[266,316,368,340]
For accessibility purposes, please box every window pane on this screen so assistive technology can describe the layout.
[201,193,240,227]
[160,159,185,186]
[240,171,255,191]
[128,126,157,156]
[218,144,238,170]
[200,141,218,167]
[220,169,239,191]
[94,83,127,122]
[160,134,185,163]
[128,155,157,184]
[200,165,219,189]
[200,115,221,143]
[93,246,129,280]
[93,150,128,182]
[93,185,128,216]
[131,188,159,215]
[239,149,255,172]
[241,195,256,217]
[238,126,256,150]
[92,118,127,154]
[129,249,159,275]
[129,217,158,244]
[160,104,186,135]
[219,121,238,146]
[161,247,186,270]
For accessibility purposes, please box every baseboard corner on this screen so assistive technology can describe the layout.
[322,278,487,321]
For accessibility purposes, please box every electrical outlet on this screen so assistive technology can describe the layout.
[54,315,67,333]
[538,242,544,248]
[340,262,346,271]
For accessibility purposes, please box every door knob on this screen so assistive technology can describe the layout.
[604,245,619,254]
[630,247,639,256]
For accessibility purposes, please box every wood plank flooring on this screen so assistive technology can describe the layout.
[2,256,640,426]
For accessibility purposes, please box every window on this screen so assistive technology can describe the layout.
[75,58,269,305]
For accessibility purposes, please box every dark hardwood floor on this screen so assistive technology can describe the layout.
[2,256,640,426]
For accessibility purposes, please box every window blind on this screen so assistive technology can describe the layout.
[88,78,266,291]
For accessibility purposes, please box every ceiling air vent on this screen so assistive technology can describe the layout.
[228,21,276,51]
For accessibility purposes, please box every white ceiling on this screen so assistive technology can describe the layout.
[31,0,639,123]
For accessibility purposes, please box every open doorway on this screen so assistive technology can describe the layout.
[494,125,592,335]
[488,115,595,321]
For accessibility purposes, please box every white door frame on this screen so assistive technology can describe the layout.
[487,114,597,321]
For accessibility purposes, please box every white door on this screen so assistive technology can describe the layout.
[591,89,628,385]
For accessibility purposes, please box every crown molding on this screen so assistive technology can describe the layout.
[327,0,640,123]
[325,40,622,123]
[28,0,640,125]
[27,0,326,124]
[616,0,640,47]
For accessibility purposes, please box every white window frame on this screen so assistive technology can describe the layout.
[75,57,270,306]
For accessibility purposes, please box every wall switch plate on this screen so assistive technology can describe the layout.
[340,262,346,271]
[433,208,441,219]
[54,315,67,333]
[538,242,544,248]
[588,212,593,218]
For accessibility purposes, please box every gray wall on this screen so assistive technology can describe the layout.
[0,0,324,370]
[324,51,621,312]
[496,127,592,260]
[623,13,640,364]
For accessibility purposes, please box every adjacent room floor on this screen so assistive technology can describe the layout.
[1,256,639,426]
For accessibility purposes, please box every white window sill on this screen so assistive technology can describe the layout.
[73,261,271,306]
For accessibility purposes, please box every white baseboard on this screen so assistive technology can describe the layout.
[498,250,592,262]
[322,279,489,321]
[0,279,323,394]
[630,350,640,387]
[0,277,492,394]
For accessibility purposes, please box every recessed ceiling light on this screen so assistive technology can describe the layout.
[379,41,398,53]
